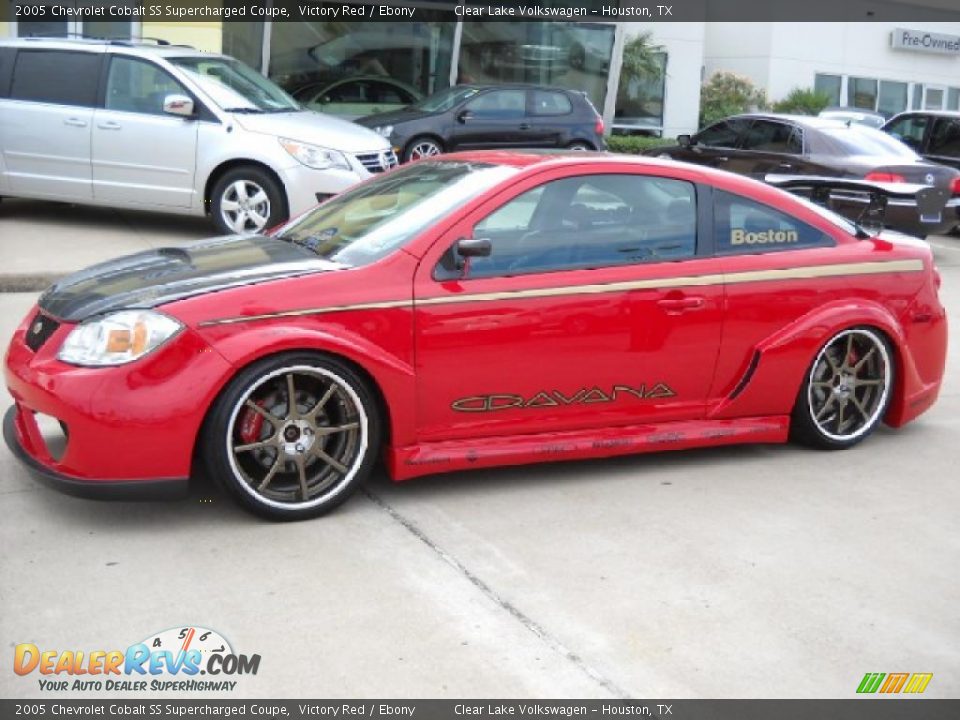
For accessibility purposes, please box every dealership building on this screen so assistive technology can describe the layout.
[1,2,959,138]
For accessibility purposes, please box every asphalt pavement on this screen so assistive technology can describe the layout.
[0,198,958,699]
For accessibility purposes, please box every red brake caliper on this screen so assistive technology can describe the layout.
[239,401,266,443]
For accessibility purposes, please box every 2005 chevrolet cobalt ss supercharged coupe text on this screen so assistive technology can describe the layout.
[3,153,948,520]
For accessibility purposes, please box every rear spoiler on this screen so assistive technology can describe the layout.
[764,174,950,230]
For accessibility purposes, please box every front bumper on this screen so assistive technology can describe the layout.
[4,406,187,500]
[4,306,235,498]
[279,163,368,218]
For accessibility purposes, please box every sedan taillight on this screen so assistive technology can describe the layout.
[595,116,605,135]
[864,171,907,183]
[951,177,960,196]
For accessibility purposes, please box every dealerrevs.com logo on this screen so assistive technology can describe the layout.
[13,626,261,692]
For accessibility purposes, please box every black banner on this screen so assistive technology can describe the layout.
[2,0,960,23]
[1,700,959,719]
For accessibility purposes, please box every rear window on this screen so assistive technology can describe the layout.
[531,90,572,116]
[811,126,918,159]
[714,191,835,255]
[10,50,101,108]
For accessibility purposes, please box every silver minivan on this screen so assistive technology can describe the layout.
[0,37,397,234]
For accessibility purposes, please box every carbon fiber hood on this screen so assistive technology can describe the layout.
[38,235,344,323]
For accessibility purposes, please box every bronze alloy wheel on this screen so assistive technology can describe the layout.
[206,354,381,520]
[792,327,893,449]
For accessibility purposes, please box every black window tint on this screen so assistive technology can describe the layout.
[885,114,929,152]
[741,120,802,154]
[10,50,100,107]
[466,90,526,119]
[105,57,186,116]
[465,175,697,278]
[695,119,748,148]
[715,191,834,255]
[929,118,960,158]
[0,47,14,98]
[531,90,572,116]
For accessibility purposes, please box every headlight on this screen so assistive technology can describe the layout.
[58,310,183,367]
[279,138,351,171]
[373,125,394,138]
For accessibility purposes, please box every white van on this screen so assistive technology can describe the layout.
[0,37,397,234]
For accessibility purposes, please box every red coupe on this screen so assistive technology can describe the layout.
[3,152,948,520]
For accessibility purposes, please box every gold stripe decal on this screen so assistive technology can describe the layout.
[199,259,923,326]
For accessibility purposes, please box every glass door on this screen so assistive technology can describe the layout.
[923,85,947,110]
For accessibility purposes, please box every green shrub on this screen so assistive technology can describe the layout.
[607,135,673,154]
[699,71,768,127]
[772,87,832,115]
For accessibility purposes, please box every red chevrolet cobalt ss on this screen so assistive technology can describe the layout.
[4,153,948,520]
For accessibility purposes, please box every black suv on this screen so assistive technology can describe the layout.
[355,84,606,163]
[882,111,960,171]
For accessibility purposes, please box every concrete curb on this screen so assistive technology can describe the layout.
[0,274,63,293]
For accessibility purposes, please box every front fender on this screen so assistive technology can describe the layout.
[710,299,917,424]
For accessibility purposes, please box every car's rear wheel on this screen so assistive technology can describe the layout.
[567,141,594,151]
[204,353,381,520]
[790,327,894,450]
[404,136,443,162]
[211,166,287,235]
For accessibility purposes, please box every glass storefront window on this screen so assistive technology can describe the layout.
[814,74,841,106]
[458,22,615,114]
[949,88,960,112]
[877,80,907,118]
[615,51,666,131]
[222,22,265,72]
[848,77,878,110]
[268,5,455,121]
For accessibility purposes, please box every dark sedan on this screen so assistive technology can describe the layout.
[883,111,960,172]
[653,113,960,237]
[355,84,605,163]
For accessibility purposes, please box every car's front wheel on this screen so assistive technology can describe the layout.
[211,165,287,235]
[790,327,894,450]
[404,136,443,162]
[204,353,381,520]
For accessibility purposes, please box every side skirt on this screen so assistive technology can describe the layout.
[386,416,790,482]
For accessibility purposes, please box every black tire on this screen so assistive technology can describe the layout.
[566,140,594,151]
[210,165,287,235]
[203,352,382,521]
[403,136,444,163]
[790,327,894,450]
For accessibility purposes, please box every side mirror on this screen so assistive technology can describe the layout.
[457,109,473,124]
[456,237,492,259]
[677,134,693,148]
[163,94,194,118]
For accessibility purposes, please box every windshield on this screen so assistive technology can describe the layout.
[813,126,918,158]
[414,86,481,113]
[275,161,519,267]
[169,56,300,113]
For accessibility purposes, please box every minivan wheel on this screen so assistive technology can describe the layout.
[204,353,382,521]
[404,137,443,163]
[790,327,894,450]
[567,141,593,151]
[211,166,287,235]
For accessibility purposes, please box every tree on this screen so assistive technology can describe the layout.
[615,32,666,124]
[772,87,833,115]
[699,71,768,127]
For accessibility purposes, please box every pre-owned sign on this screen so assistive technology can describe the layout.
[892,28,960,56]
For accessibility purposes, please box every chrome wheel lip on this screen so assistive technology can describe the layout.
[807,328,891,442]
[225,365,368,511]
[220,180,271,234]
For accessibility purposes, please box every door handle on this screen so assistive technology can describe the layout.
[715,156,729,163]
[778,162,795,170]
[657,296,705,313]
[64,118,87,128]
[97,121,121,130]
[519,123,531,130]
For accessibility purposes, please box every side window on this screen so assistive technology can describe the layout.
[465,90,526,119]
[715,191,834,255]
[929,118,960,159]
[461,175,697,279]
[695,119,749,148]
[531,90,573,116]
[741,120,803,154]
[105,57,187,116]
[325,81,367,103]
[370,82,416,105]
[885,115,928,151]
[10,50,100,107]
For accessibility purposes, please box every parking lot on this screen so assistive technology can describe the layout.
[0,200,958,699]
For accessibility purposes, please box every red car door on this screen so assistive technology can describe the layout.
[412,167,726,444]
